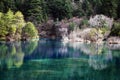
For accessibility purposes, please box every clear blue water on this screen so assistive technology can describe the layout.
[0,39,120,80]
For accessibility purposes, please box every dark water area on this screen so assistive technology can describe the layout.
[0,39,120,80]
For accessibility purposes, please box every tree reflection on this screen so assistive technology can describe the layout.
[0,40,38,69]
[1,58,120,80]
[22,40,38,55]
[68,42,120,70]
[0,40,120,80]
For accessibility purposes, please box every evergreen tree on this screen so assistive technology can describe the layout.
[89,0,102,15]
[47,0,73,20]
[15,0,25,11]
[72,1,84,17]
[3,0,17,12]
[0,1,5,12]
[99,0,118,18]
[23,0,44,24]
[82,0,93,17]
[117,0,120,18]
[41,0,48,22]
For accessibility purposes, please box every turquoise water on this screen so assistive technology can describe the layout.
[0,39,120,80]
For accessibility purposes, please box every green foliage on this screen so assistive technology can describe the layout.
[98,0,119,18]
[23,0,48,24]
[89,28,98,37]
[100,24,111,35]
[4,9,15,35]
[0,9,25,40]
[47,0,73,20]
[0,42,24,68]
[69,22,76,32]
[14,11,25,35]
[0,12,8,38]
[82,0,94,17]
[72,2,84,17]
[73,0,119,19]
[117,1,120,18]
[0,9,38,41]
[22,22,38,39]
[0,0,119,25]
[110,22,120,36]
[22,40,38,55]
[0,44,8,55]
[81,19,89,26]
[0,1,5,12]
[80,19,89,29]
[0,0,120,24]
[73,0,102,17]
[0,0,17,12]
[100,28,108,35]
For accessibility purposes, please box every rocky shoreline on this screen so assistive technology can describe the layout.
[1,15,119,44]
[107,37,120,44]
[37,15,120,44]
[62,36,120,44]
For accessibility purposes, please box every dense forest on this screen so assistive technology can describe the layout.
[0,0,120,41]
[0,0,119,21]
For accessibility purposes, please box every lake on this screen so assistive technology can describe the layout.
[0,39,120,80]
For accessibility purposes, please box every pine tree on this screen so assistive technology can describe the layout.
[47,0,73,20]
[41,0,48,22]
[3,0,17,12]
[117,0,120,18]
[82,0,93,17]
[23,0,44,24]
[99,0,118,18]
[0,1,5,12]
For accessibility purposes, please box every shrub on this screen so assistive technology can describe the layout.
[81,19,88,26]
[0,10,26,40]
[89,15,113,29]
[69,22,76,32]
[88,15,113,37]
[81,28,103,42]
[22,22,38,40]
[23,0,48,24]
[0,9,37,41]
[110,22,120,36]
[14,11,25,36]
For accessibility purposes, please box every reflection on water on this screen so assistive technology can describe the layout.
[0,41,38,69]
[0,39,120,80]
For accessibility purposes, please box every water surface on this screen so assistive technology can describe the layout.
[0,39,120,80]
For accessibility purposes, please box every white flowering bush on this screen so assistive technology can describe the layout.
[89,15,113,29]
